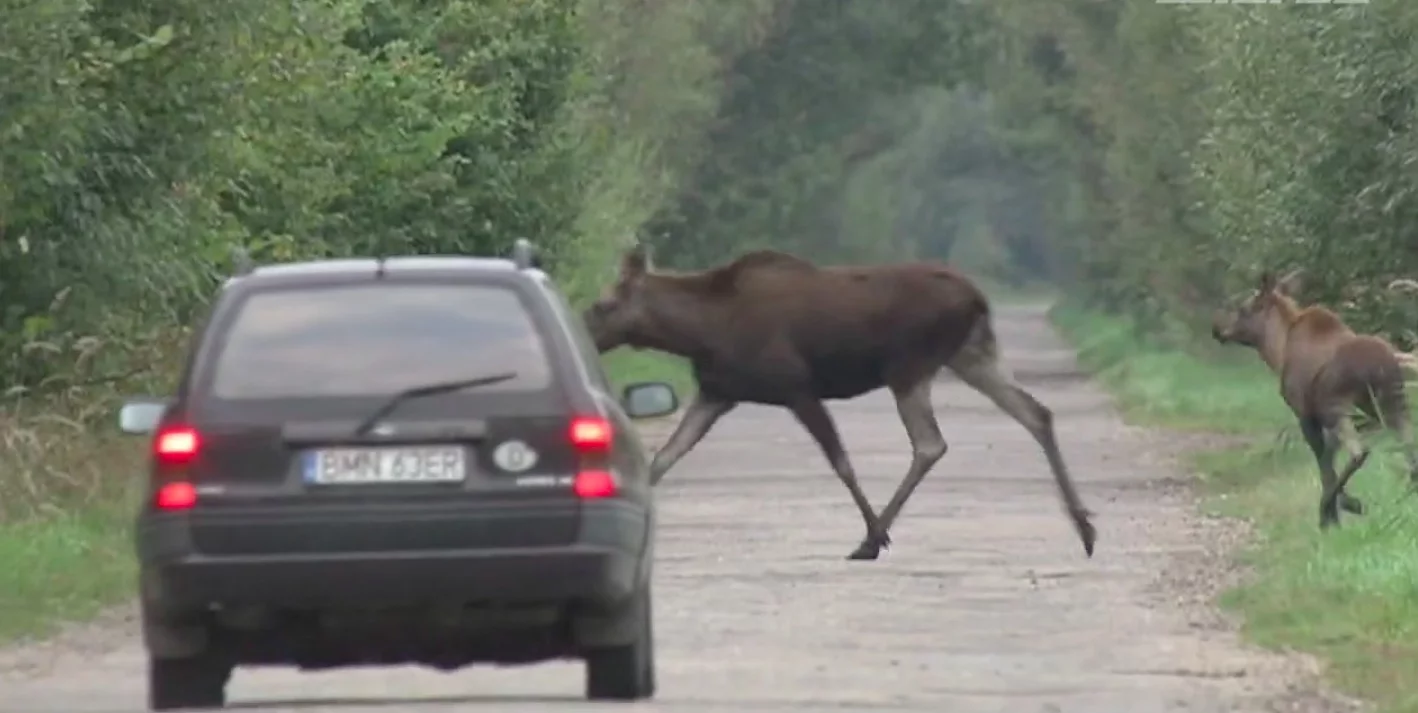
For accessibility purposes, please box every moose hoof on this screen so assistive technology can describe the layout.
[1318,509,1340,530]
[1080,527,1097,558]
[1073,512,1097,558]
[1339,494,1365,515]
[846,529,890,561]
[846,542,882,561]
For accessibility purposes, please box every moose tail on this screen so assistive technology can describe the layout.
[1347,343,1413,438]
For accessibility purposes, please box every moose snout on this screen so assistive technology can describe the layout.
[1210,310,1233,343]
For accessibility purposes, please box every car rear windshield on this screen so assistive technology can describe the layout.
[209,283,555,399]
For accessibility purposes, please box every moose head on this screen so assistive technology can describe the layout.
[1212,269,1303,347]
[583,244,656,352]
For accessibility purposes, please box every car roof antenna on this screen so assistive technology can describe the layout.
[511,238,538,270]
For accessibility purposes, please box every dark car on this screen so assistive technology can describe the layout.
[116,243,679,710]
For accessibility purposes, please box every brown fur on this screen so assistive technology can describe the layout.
[584,245,1097,560]
[1213,269,1418,528]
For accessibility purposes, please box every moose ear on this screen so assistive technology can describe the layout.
[1257,271,1276,292]
[619,243,650,279]
[1275,269,1303,296]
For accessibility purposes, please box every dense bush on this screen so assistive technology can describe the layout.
[637,2,1418,340]
[980,3,1418,343]
[0,0,775,517]
[641,0,1004,269]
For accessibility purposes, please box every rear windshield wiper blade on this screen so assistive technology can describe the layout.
[352,372,518,437]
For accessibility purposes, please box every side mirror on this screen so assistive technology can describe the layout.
[118,398,170,435]
[621,382,679,420]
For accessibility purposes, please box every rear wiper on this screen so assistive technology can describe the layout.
[352,372,518,437]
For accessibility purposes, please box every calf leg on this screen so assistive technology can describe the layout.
[1329,414,1370,514]
[849,377,948,561]
[1300,415,1365,517]
[1366,381,1418,488]
[948,355,1096,557]
[787,397,890,560]
[1300,415,1367,528]
[648,393,736,486]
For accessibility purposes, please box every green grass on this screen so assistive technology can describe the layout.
[602,347,695,400]
[0,498,137,642]
[1051,300,1418,713]
[1051,303,1291,433]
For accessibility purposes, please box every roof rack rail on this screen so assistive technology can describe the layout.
[511,238,540,270]
[230,246,256,277]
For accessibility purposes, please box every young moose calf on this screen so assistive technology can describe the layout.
[1212,269,1418,528]
[582,244,1097,561]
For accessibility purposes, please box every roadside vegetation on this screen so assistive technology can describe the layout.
[990,4,1418,708]
[0,0,764,640]
[1053,304,1418,713]
[6,2,1418,709]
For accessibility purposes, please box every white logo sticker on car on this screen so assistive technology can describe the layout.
[492,440,538,473]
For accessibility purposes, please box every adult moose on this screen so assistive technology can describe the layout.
[582,244,1097,561]
[1212,269,1418,529]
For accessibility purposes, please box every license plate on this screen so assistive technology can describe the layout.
[303,447,466,485]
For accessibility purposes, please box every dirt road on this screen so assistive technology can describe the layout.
[1,304,1358,712]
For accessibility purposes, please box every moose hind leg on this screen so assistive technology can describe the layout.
[948,355,1096,557]
[854,377,948,561]
[1327,413,1371,512]
[1303,414,1367,515]
[786,397,889,561]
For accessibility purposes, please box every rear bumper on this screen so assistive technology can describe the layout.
[137,500,651,610]
[144,546,638,609]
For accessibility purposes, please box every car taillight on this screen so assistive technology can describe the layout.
[573,470,617,499]
[569,417,616,497]
[152,425,200,510]
[569,417,612,452]
[154,425,201,465]
[155,482,198,510]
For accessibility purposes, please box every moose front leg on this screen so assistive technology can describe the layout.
[1299,416,1341,527]
[866,377,949,559]
[787,397,890,561]
[648,392,736,486]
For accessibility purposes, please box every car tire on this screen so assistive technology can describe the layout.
[584,585,655,701]
[140,570,210,659]
[148,653,231,711]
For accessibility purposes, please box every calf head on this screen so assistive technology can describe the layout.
[583,244,654,352]
[1212,269,1303,347]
